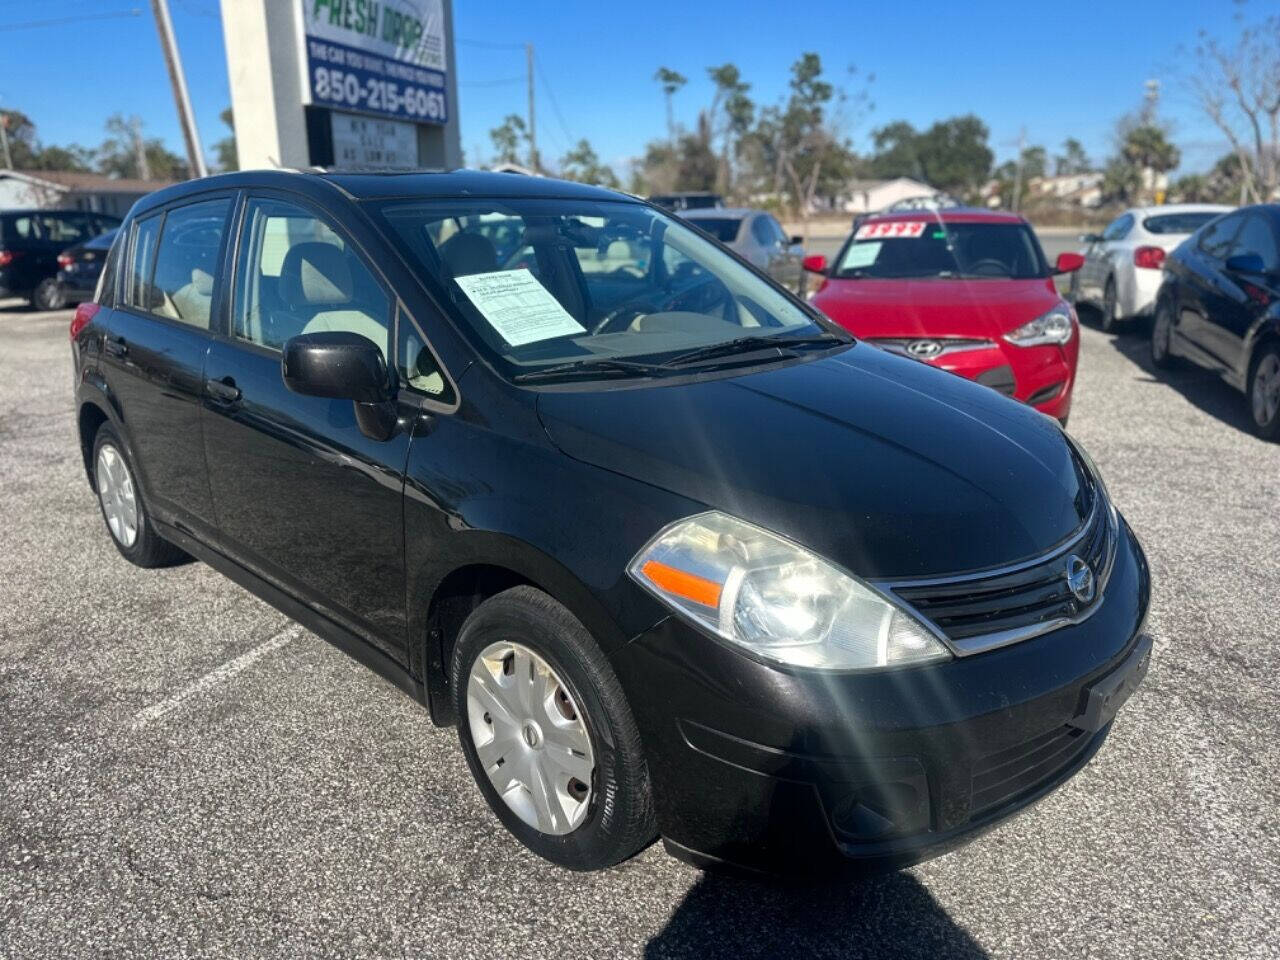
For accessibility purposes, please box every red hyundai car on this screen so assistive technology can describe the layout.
[806,210,1085,424]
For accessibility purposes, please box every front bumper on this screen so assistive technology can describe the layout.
[615,518,1150,876]
[871,337,1078,422]
[932,341,1076,421]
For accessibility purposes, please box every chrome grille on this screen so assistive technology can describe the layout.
[883,494,1116,656]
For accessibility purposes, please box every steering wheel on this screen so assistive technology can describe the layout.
[592,275,736,335]
[591,300,655,334]
[967,258,1010,277]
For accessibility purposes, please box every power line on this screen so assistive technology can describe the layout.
[0,9,143,31]
[534,53,575,149]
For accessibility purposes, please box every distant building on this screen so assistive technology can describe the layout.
[1028,172,1104,208]
[0,169,176,218]
[841,177,938,214]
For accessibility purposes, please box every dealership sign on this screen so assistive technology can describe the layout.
[301,0,448,125]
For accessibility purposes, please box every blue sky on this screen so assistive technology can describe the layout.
[0,0,1257,178]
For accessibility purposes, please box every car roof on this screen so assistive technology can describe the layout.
[0,208,117,217]
[861,207,1027,225]
[1129,203,1234,218]
[680,207,759,219]
[129,169,634,218]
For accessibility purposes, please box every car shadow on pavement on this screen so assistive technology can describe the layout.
[645,869,987,960]
[1104,326,1258,439]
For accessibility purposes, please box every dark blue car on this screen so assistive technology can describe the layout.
[1152,204,1280,438]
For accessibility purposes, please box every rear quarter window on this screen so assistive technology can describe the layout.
[1143,212,1223,235]
[0,215,37,242]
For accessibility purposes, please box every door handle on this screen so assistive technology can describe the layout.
[104,336,127,357]
[206,377,242,405]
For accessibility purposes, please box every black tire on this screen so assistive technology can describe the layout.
[1150,300,1176,370]
[450,585,656,870]
[1247,343,1280,442]
[91,425,187,567]
[1101,276,1119,332]
[31,277,65,312]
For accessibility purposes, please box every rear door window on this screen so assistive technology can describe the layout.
[36,213,92,246]
[1235,214,1280,273]
[148,198,232,329]
[1198,213,1244,261]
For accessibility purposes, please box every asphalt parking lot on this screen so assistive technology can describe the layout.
[2,283,1278,958]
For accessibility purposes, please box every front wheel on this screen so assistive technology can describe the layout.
[451,586,656,870]
[1248,344,1280,441]
[31,277,65,311]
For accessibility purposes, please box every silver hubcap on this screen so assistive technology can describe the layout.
[96,444,139,548]
[466,641,595,835]
[1253,354,1280,426]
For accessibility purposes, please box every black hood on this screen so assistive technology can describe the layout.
[536,343,1091,579]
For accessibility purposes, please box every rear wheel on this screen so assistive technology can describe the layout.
[451,585,656,870]
[1101,276,1119,332]
[1248,344,1280,441]
[92,425,187,567]
[31,278,65,311]
[1150,301,1175,369]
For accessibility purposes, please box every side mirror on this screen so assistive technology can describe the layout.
[282,331,398,440]
[1079,233,1103,244]
[789,235,804,246]
[283,331,392,402]
[1225,252,1266,275]
[803,253,828,274]
[1054,252,1086,274]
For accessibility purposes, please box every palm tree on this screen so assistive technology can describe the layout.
[654,67,687,144]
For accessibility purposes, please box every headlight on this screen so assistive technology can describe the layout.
[628,512,951,670]
[1004,304,1074,347]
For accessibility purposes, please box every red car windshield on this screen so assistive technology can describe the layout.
[834,221,1049,280]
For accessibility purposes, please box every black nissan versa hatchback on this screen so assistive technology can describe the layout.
[71,170,1151,875]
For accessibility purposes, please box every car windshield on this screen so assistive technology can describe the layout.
[833,220,1049,280]
[373,197,832,378]
[1143,212,1222,235]
[686,218,742,243]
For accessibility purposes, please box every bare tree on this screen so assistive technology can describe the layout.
[1185,13,1280,203]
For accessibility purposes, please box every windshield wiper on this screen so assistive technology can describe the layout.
[663,332,847,368]
[511,357,670,383]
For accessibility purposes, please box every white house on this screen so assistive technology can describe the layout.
[0,169,175,218]
[841,177,939,214]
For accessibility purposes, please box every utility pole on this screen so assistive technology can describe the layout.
[131,117,152,181]
[1011,126,1026,213]
[149,0,207,178]
[0,111,12,170]
[526,43,538,173]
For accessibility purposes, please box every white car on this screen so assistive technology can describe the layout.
[1071,204,1233,330]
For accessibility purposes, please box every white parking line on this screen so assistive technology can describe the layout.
[129,626,303,730]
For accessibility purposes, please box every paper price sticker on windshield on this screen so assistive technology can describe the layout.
[454,269,587,347]
[855,221,927,240]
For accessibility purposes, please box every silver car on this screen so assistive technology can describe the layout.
[1071,204,1233,331]
[680,207,806,293]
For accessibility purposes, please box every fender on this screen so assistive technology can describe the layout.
[75,369,140,491]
